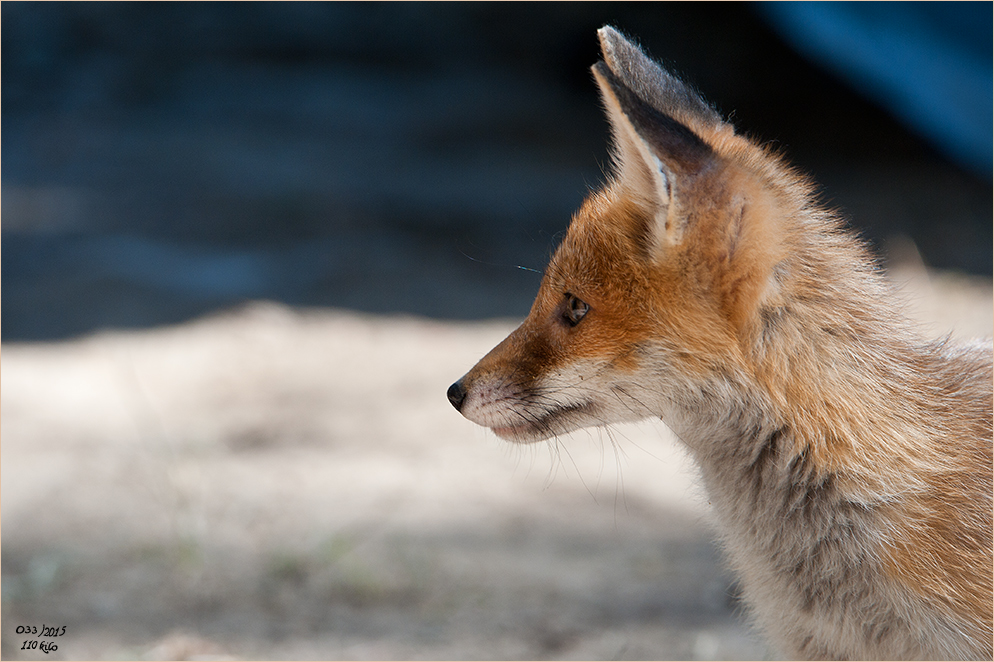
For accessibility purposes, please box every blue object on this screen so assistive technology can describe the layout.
[757,1,993,176]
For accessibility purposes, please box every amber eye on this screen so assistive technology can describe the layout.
[563,293,590,327]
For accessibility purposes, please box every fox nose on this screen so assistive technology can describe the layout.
[447,380,467,411]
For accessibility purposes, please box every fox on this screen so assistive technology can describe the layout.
[446,26,993,661]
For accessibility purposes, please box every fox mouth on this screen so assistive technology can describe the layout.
[490,401,596,443]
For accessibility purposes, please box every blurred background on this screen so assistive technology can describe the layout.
[3,1,991,340]
[2,2,991,661]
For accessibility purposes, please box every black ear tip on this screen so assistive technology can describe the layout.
[447,381,467,411]
[597,25,622,60]
[598,25,623,45]
[591,60,611,81]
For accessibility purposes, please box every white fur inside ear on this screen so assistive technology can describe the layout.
[626,128,676,241]
[648,153,672,212]
[612,105,673,216]
[595,64,677,246]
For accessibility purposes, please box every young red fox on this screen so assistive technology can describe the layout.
[447,27,993,660]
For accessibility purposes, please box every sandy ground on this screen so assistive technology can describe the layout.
[2,262,991,661]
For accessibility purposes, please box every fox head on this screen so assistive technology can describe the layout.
[447,26,842,444]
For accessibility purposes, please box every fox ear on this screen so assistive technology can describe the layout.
[596,26,722,134]
[592,35,717,249]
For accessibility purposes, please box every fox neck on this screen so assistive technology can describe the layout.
[654,321,896,650]
[660,270,942,497]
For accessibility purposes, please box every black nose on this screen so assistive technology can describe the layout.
[447,380,466,411]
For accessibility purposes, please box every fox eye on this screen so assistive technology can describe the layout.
[563,294,590,327]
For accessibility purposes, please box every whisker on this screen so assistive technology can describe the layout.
[604,426,631,521]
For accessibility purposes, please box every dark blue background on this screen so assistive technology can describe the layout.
[3,2,991,340]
